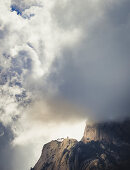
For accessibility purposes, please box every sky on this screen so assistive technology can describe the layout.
[0,0,130,169]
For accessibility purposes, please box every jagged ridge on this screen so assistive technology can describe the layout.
[32,120,130,170]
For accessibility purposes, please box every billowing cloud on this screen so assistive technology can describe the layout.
[0,0,130,169]
[47,0,130,122]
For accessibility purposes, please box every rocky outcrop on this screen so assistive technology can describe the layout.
[82,120,130,144]
[32,120,130,170]
[33,138,77,170]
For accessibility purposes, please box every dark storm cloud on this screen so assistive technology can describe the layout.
[47,0,130,122]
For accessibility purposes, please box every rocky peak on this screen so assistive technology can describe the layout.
[32,120,130,170]
[82,120,130,144]
[33,138,77,170]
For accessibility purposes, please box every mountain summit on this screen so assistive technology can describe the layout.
[31,120,130,170]
[82,120,130,144]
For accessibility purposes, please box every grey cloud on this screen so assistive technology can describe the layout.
[52,0,101,29]
[104,0,130,25]
[0,123,14,170]
[0,28,6,39]
[46,0,130,122]
[27,98,86,124]
[11,0,42,12]
[0,123,36,170]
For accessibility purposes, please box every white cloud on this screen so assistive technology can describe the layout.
[0,1,83,168]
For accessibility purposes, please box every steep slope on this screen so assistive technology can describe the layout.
[33,139,77,170]
[31,120,130,170]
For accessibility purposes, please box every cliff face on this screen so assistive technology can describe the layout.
[33,139,77,170]
[82,120,130,144]
[32,120,130,170]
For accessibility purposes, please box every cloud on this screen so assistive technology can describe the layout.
[0,0,82,127]
[0,0,130,169]
[0,0,82,169]
[26,98,86,124]
[46,0,130,122]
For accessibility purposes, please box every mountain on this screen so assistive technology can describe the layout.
[31,120,130,170]
[82,120,130,144]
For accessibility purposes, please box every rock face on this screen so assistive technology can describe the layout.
[82,120,130,144]
[32,120,130,170]
[33,138,78,170]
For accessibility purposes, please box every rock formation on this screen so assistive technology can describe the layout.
[82,120,130,143]
[33,139,77,170]
[32,119,130,170]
